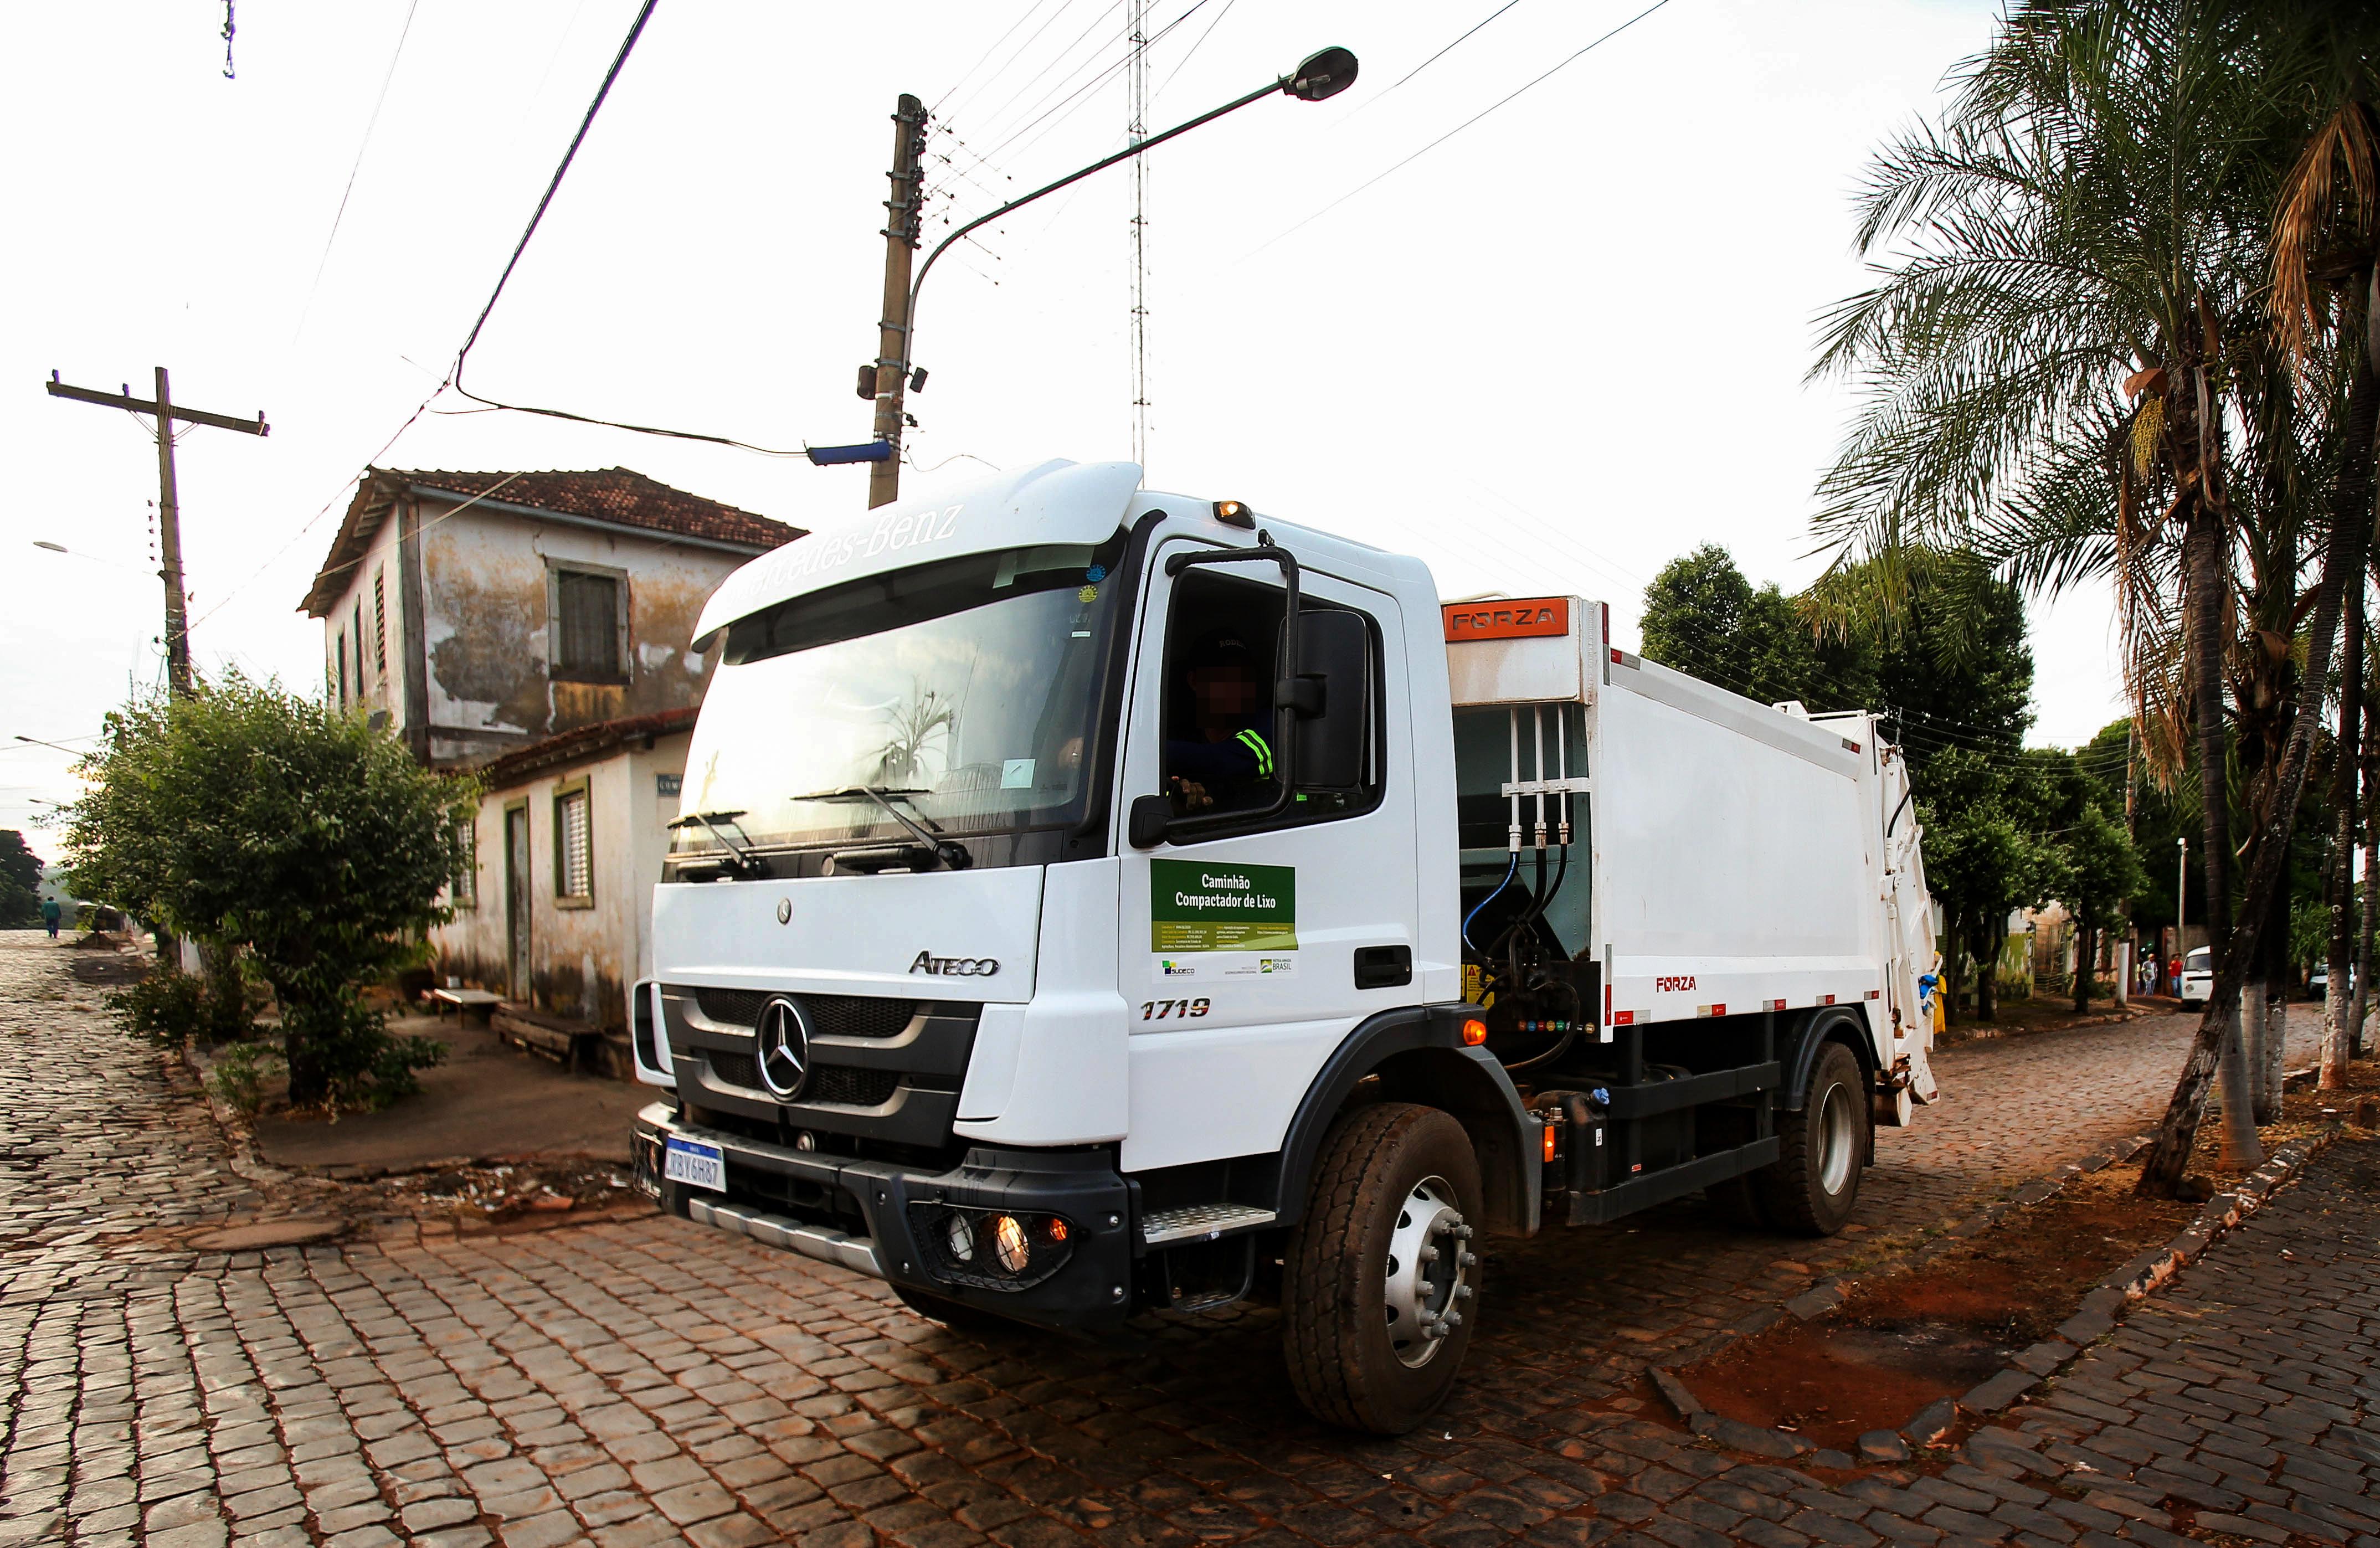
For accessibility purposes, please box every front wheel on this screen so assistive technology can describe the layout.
[1755,1040,1869,1236]
[1282,1104,1484,1433]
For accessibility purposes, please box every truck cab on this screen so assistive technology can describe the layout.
[630,459,1936,1433]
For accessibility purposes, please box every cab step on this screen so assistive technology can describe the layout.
[1141,1202,1277,1246]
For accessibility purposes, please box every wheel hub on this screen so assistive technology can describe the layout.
[1382,1174,1472,1369]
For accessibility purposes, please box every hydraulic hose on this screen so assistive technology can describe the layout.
[1462,853,1520,954]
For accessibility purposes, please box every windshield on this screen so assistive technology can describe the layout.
[675,535,1127,853]
[2185,948,2209,970]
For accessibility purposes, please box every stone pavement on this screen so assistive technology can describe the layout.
[1983,1136,2380,1548]
[0,930,2341,1548]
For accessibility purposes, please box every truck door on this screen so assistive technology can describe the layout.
[1113,534,1420,1175]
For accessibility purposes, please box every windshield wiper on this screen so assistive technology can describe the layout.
[796,786,972,871]
[667,809,768,876]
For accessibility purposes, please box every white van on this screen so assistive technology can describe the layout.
[2179,946,2212,1007]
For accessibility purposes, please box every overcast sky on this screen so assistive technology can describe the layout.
[0,0,2127,837]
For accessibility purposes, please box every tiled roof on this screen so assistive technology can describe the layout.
[476,706,701,789]
[301,467,801,616]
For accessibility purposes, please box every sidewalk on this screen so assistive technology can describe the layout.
[1994,1133,2380,1546]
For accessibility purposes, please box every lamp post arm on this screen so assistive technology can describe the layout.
[903,73,1289,372]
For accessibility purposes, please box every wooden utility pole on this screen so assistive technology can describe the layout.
[867,95,929,510]
[45,368,268,697]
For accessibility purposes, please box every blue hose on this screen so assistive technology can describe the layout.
[1463,852,1520,954]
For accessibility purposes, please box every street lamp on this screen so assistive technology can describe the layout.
[851,46,1360,503]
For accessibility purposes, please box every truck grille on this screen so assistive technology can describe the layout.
[693,988,918,1039]
[704,1051,901,1109]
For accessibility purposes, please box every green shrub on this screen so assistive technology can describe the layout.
[292,999,446,1116]
[107,966,251,1047]
[208,1043,284,1117]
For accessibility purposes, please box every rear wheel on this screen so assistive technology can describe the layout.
[1282,1104,1484,1433]
[1755,1040,1869,1236]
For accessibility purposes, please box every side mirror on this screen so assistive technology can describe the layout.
[1128,793,1173,850]
[1283,609,1369,789]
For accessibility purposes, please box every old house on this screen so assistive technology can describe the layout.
[302,466,801,1050]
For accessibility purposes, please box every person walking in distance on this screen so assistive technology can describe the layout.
[40,896,62,940]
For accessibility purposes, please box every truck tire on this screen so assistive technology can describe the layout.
[1282,1103,1483,1434]
[891,1282,1015,1335]
[1756,1040,1868,1236]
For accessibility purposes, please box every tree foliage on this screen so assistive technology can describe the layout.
[0,830,41,929]
[64,676,473,1108]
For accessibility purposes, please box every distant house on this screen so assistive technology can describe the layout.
[301,467,801,1053]
[300,466,799,767]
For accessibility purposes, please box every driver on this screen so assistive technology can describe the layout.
[1165,629,1277,813]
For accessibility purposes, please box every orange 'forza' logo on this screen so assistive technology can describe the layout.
[1442,597,1570,642]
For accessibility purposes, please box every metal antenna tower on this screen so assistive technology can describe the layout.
[1128,0,1150,470]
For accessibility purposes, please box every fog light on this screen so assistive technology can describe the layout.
[944,1213,975,1263]
[991,1214,1030,1274]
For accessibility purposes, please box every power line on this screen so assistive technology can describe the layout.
[444,0,806,456]
[1243,0,1677,261]
[937,0,1092,126]
[294,0,424,343]
[1154,0,1238,96]
[1344,0,1524,116]
[933,0,1071,117]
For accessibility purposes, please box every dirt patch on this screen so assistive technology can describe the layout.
[355,1156,647,1235]
[65,949,149,989]
[1674,1165,2196,1451]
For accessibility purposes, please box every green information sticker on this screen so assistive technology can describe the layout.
[1150,859,1297,952]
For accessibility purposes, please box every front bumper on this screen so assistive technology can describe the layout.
[630,1102,1135,1330]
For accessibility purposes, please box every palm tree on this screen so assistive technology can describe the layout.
[1807,1,2372,1191]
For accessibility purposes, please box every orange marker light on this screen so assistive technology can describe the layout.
[1046,1217,1069,1243]
[1541,1124,1558,1163]
[1462,1018,1488,1046]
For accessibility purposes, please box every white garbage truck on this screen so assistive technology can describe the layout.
[629,459,1938,1433]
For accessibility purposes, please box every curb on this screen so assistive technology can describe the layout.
[1651,1125,2343,1465]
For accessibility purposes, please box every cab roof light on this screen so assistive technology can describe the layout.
[1213,500,1254,529]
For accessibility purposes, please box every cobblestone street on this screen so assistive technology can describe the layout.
[0,931,2351,1548]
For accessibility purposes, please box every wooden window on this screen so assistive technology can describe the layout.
[373,567,389,674]
[352,603,366,688]
[335,632,348,706]
[451,817,477,908]
[553,783,593,905]
[550,567,627,682]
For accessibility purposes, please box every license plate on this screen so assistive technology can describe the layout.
[663,1136,724,1192]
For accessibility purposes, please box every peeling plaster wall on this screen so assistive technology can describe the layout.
[430,731,690,1032]
[419,505,739,767]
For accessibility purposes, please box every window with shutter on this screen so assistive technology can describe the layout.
[452,818,477,907]
[374,568,388,673]
[335,633,348,706]
[554,786,592,903]
[352,603,366,687]
[551,568,625,680]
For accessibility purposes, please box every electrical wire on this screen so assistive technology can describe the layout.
[444,1,808,456]
[938,0,1094,127]
[294,0,423,343]
[1242,0,1677,261]
[1153,0,1238,95]
[933,0,1068,116]
[978,0,1209,166]
[1341,0,1525,119]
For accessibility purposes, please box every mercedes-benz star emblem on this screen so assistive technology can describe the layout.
[775,897,792,924]
[755,996,811,1101]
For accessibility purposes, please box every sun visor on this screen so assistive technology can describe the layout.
[691,459,1144,653]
